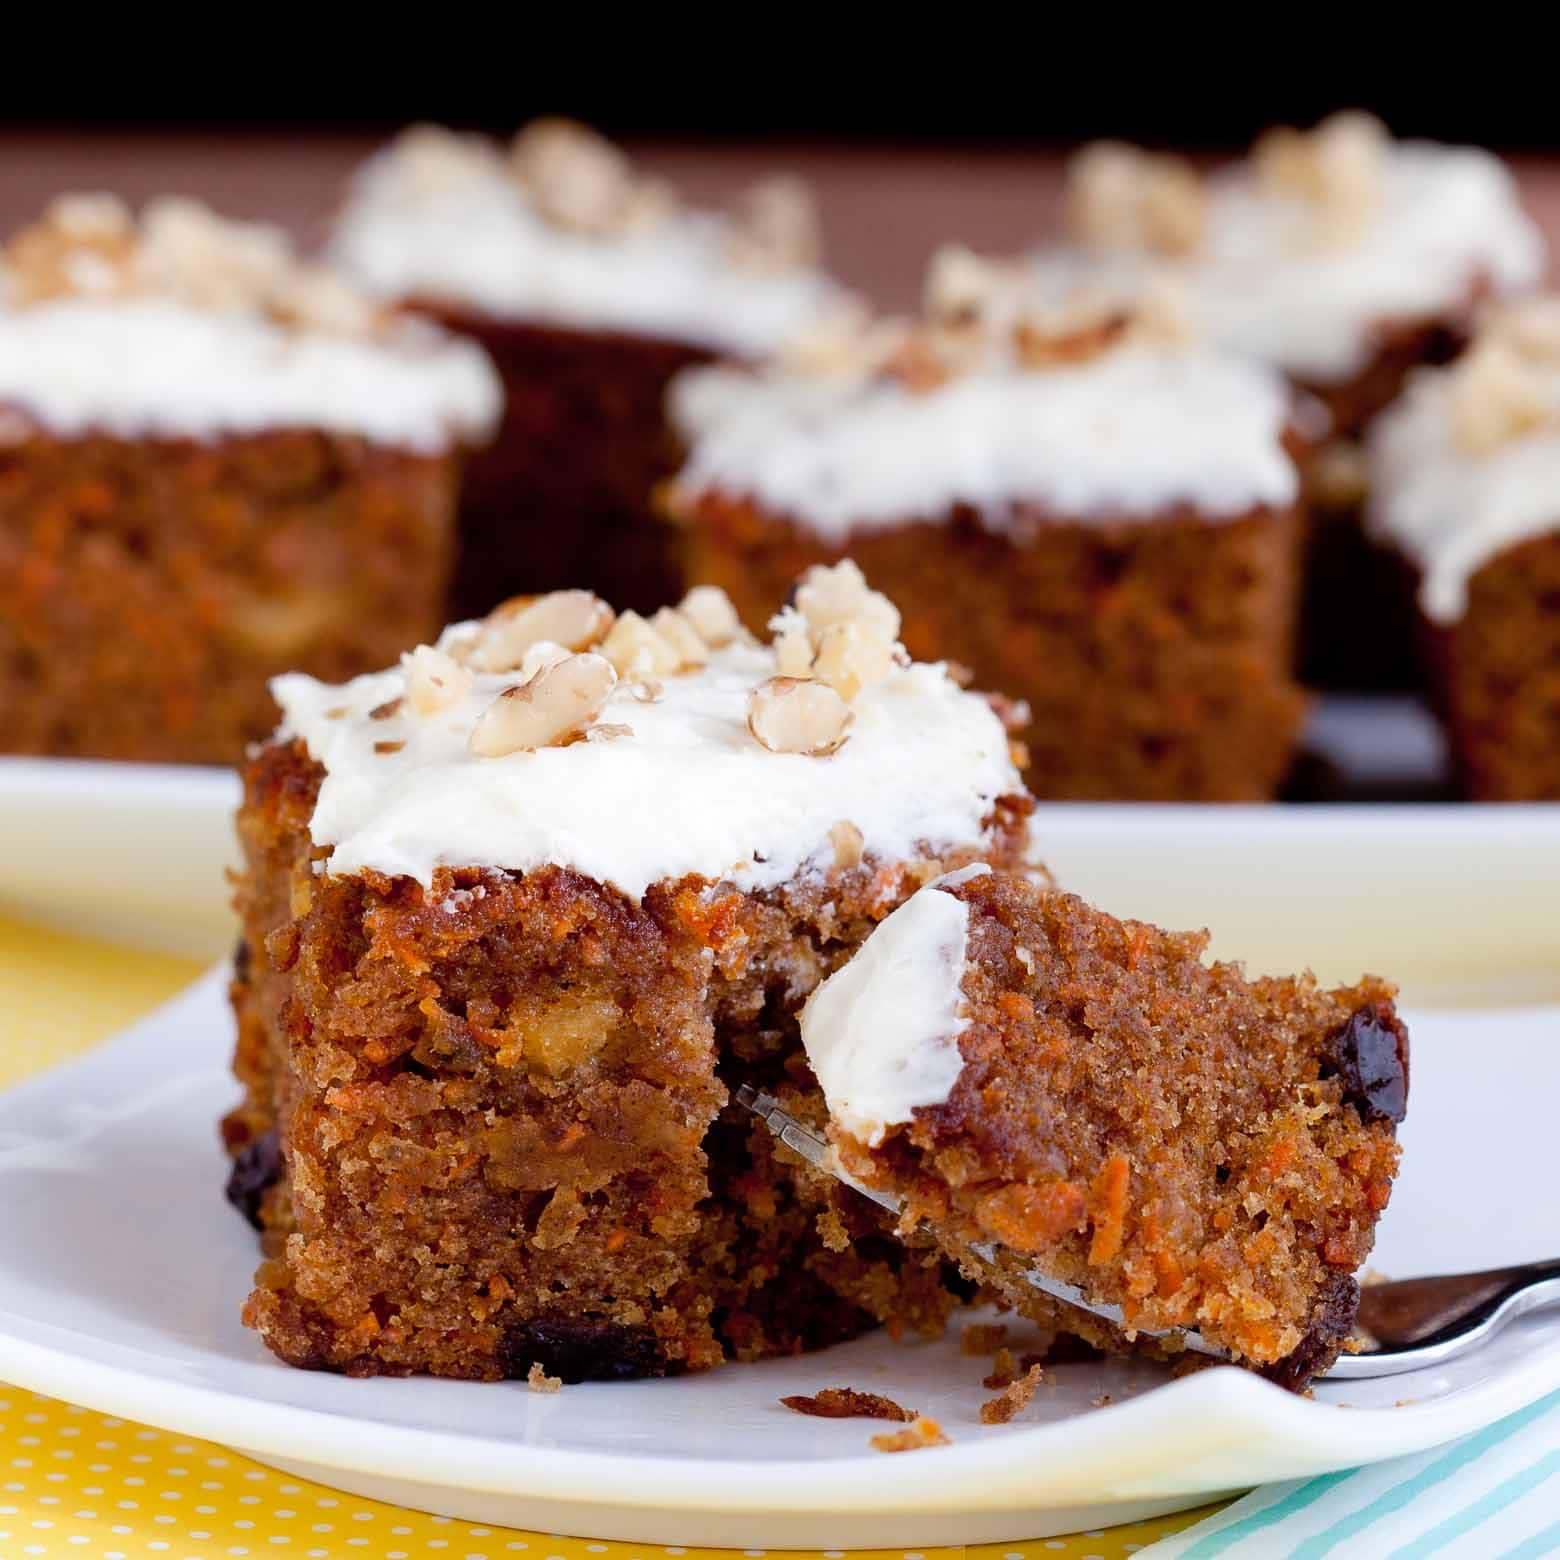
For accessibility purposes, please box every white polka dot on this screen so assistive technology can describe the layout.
[274,1509,298,1519]
[319,1500,340,1510]
[73,1510,96,1520]
[135,1430,160,1441]
[241,1495,262,1505]
[391,1526,411,1535]
[69,1538,90,1547]
[116,1500,138,1510]
[207,1458,230,1468]
[192,1532,213,1540]
[269,1539,290,1547]
[389,1552,409,1559]
[505,1545,527,1553]
[431,1544,448,1552]
[433,1516,452,1525]
[353,1511,375,1522]
[154,1513,177,1524]
[148,1543,169,1553]
[229,1550,250,1557]
[30,1518,53,1528]
[110,1525,131,1535]
[469,1532,491,1540]
[236,1519,256,1529]
[125,1476,146,1487]
[244,1470,267,1482]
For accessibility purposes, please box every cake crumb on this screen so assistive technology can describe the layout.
[870,1416,950,1453]
[526,1362,562,1394]
[960,1322,1009,1356]
[982,1347,1018,1389]
[980,1363,1046,1424]
[780,1387,914,1422]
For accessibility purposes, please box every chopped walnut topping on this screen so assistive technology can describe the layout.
[870,1417,950,1453]
[405,645,474,715]
[1067,142,1207,257]
[650,606,710,670]
[372,739,406,756]
[777,303,911,382]
[510,118,673,238]
[630,678,665,703]
[780,1388,914,1422]
[677,584,743,648]
[770,608,817,678]
[1488,296,1560,361]
[368,696,403,721]
[586,722,634,743]
[1253,111,1388,250]
[385,124,504,198]
[1449,340,1556,455]
[829,820,865,869]
[3,190,384,335]
[979,1364,1046,1424]
[465,590,616,673]
[599,610,684,678]
[925,245,1029,325]
[795,560,902,647]
[725,176,822,274]
[526,1361,562,1394]
[812,620,897,701]
[468,653,617,757]
[747,676,854,756]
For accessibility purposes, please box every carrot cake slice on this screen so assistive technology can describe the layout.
[666,257,1308,800]
[330,121,840,616]
[224,567,1032,1381]
[1369,297,1560,799]
[0,194,499,764]
[800,867,1408,1390]
[1051,112,1545,689]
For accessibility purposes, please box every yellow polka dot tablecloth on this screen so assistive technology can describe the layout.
[0,914,1226,1559]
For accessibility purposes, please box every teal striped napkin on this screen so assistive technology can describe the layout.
[1143,1389,1560,1558]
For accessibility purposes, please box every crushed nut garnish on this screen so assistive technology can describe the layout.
[812,619,897,701]
[372,739,406,756]
[405,645,474,715]
[1449,298,1560,455]
[600,610,683,678]
[747,676,854,756]
[1253,111,1387,250]
[960,1322,1009,1356]
[795,560,902,646]
[468,653,617,757]
[369,696,403,721]
[465,590,616,673]
[779,1388,914,1422]
[829,820,865,869]
[586,722,633,743]
[526,1361,562,1394]
[980,1364,1046,1425]
[650,606,710,670]
[629,678,664,703]
[1066,142,1207,257]
[870,1417,950,1453]
[725,175,822,274]
[677,584,743,647]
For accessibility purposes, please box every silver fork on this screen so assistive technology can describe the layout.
[735,1084,1560,1382]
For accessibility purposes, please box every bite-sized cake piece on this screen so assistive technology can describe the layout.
[801,867,1408,1390]
[0,194,500,765]
[667,257,1309,800]
[1053,112,1545,689]
[224,568,1033,1382]
[330,121,841,616]
[1369,297,1560,799]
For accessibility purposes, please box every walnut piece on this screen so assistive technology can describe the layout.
[650,606,710,670]
[599,611,684,678]
[1067,142,1207,257]
[812,620,897,701]
[725,175,822,274]
[747,677,854,757]
[384,124,504,198]
[511,118,672,238]
[4,193,137,305]
[469,653,617,757]
[829,820,865,869]
[1253,111,1388,250]
[1450,341,1556,455]
[465,590,616,673]
[795,560,902,646]
[677,584,743,647]
[405,645,474,715]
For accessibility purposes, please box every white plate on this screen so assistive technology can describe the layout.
[2,971,1559,1547]
[2,754,1557,1008]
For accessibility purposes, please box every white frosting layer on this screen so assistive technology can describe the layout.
[669,347,1296,542]
[1036,142,1544,386]
[1368,369,1560,623]
[273,637,1020,901]
[0,300,502,450]
[331,151,838,356]
[799,871,981,1146]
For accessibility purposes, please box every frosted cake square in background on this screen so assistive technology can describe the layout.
[0,195,499,765]
[330,121,842,618]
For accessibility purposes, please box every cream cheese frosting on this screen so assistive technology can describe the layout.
[798,865,987,1146]
[1038,140,1544,387]
[0,300,502,450]
[1368,352,1560,624]
[330,130,840,356]
[273,633,1021,902]
[668,345,1297,543]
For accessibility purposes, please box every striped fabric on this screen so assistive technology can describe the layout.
[1144,1390,1560,1557]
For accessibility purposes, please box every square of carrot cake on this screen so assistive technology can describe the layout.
[0,195,499,764]
[666,254,1308,800]
[224,569,1032,1381]
[329,120,840,617]
[1369,296,1560,799]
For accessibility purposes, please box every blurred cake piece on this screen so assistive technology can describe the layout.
[0,194,499,764]
[1055,114,1546,690]
[1369,297,1560,798]
[801,866,1408,1390]
[330,121,841,616]
[666,254,1308,800]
